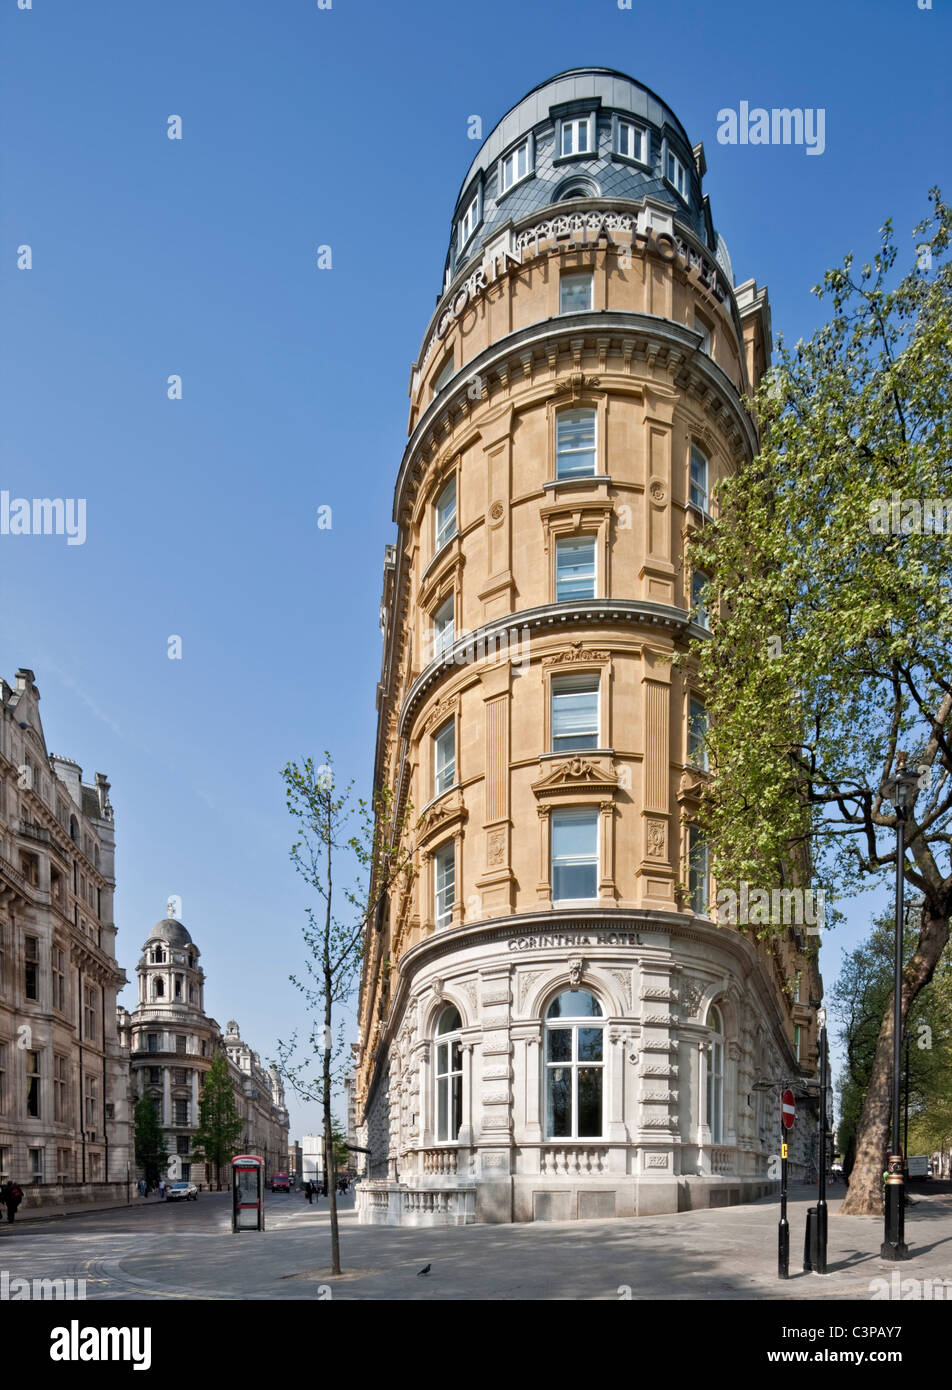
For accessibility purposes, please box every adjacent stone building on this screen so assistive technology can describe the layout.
[355,69,822,1226]
[0,669,131,1205]
[122,907,289,1185]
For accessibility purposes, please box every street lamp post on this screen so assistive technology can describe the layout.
[815,1005,829,1275]
[879,752,920,1261]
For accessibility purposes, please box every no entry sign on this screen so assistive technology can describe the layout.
[781,1089,796,1129]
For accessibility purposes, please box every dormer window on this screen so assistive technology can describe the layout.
[614,118,648,164]
[666,149,688,200]
[559,114,594,158]
[458,189,481,255]
[499,136,531,193]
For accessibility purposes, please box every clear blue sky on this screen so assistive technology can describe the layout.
[2,0,948,1138]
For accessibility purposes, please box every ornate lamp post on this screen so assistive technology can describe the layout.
[879,752,920,1261]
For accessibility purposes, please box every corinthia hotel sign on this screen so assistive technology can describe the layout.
[418,208,730,376]
[507,930,644,951]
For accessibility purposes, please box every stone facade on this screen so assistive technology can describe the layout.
[356,69,822,1226]
[0,669,131,1203]
[124,909,288,1185]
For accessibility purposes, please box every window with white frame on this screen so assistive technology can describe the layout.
[691,570,710,628]
[688,697,708,771]
[706,1004,724,1144]
[666,149,687,199]
[458,191,480,253]
[689,824,709,913]
[555,536,596,601]
[552,674,599,752]
[434,475,457,552]
[615,118,647,163]
[433,718,456,797]
[545,990,604,1138]
[500,137,530,192]
[431,353,455,397]
[690,445,709,512]
[434,1006,463,1141]
[433,841,455,929]
[794,1024,802,1063]
[556,407,596,478]
[695,312,712,355]
[560,271,593,313]
[560,114,593,157]
[551,808,598,901]
[432,594,455,660]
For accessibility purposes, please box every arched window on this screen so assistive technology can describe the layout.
[544,990,604,1139]
[434,1006,462,1143]
[706,1004,724,1144]
[153,977,165,999]
[69,816,79,843]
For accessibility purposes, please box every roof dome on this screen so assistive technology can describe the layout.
[147,917,193,948]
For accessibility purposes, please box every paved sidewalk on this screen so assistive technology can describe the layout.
[102,1183,952,1300]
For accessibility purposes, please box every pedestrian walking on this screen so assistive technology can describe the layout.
[159,1178,166,1200]
[304,1180,313,1204]
[1,1181,23,1223]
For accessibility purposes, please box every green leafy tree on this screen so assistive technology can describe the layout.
[190,1051,244,1190]
[277,753,414,1275]
[133,1094,168,1186]
[683,189,952,1215]
[833,910,951,1177]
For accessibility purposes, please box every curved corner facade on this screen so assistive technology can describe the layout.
[356,69,820,1226]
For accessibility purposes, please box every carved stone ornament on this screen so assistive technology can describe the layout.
[532,757,619,799]
[487,827,506,866]
[489,500,504,521]
[646,818,666,858]
[551,371,601,401]
[648,480,667,504]
[542,640,610,668]
[568,956,585,988]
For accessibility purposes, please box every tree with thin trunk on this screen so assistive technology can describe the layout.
[133,1094,168,1187]
[190,1050,244,1190]
[277,753,413,1275]
[682,189,952,1216]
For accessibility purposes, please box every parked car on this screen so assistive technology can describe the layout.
[165,1180,199,1202]
[270,1171,290,1192]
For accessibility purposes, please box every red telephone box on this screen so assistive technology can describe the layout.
[232,1154,265,1232]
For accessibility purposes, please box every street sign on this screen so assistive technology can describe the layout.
[782,1090,796,1129]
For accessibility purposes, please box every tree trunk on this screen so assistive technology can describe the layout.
[842,902,949,1215]
[324,805,341,1275]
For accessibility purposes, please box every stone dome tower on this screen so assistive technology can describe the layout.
[137,905,205,1013]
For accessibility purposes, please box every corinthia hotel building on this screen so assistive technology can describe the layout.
[355,69,822,1225]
